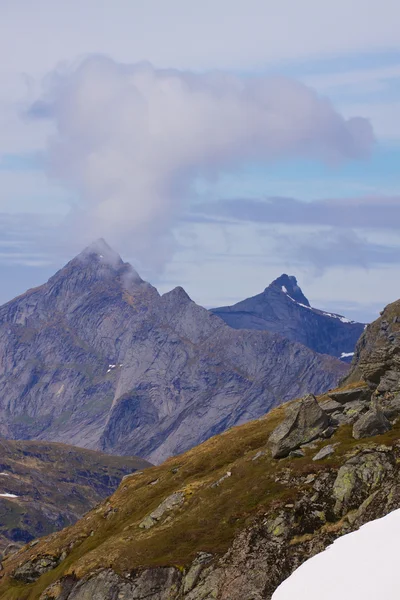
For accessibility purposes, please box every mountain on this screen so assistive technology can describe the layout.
[211,274,365,361]
[0,439,149,553]
[0,240,347,464]
[1,297,399,600]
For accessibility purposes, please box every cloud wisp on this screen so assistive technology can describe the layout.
[192,195,400,230]
[28,55,374,269]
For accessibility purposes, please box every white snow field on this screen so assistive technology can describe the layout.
[272,508,400,600]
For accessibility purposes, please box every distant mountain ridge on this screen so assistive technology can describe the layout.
[0,240,347,464]
[211,274,365,361]
[0,438,149,552]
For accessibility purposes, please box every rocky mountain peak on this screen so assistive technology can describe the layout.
[78,238,124,267]
[268,274,311,307]
[45,239,145,300]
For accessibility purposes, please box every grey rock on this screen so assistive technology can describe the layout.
[13,555,61,583]
[342,400,370,424]
[0,241,347,465]
[328,387,371,404]
[318,398,343,413]
[53,567,181,600]
[381,394,400,421]
[268,394,331,458]
[333,450,394,516]
[139,492,185,529]
[312,445,336,461]
[211,471,232,488]
[289,449,305,458]
[183,553,213,594]
[352,408,391,440]
[211,274,365,361]
[252,450,265,461]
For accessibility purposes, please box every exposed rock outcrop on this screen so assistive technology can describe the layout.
[268,394,332,458]
[352,406,391,439]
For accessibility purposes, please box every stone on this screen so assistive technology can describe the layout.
[289,449,305,458]
[183,552,213,593]
[381,394,400,421]
[328,386,371,404]
[377,370,400,393]
[139,492,185,529]
[13,555,61,584]
[352,408,391,440]
[268,394,331,459]
[333,450,394,516]
[342,400,369,423]
[252,450,265,461]
[319,398,343,413]
[211,471,232,487]
[312,445,336,461]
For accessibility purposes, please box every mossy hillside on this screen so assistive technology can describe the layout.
[2,381,399,600]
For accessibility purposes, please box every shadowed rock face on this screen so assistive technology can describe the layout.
[0,241,347,464]
[211,274,365,362]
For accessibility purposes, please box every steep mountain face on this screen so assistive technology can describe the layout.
[211,274,365,361]
[0,439,149,553]
[0,241,347,464]
[1,297,399,600]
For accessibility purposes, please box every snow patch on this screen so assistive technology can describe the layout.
[0,493,18,498]
[281,286,288,293]
[272,508,400,600]
[340,352,354,359]
[321,311,356,324]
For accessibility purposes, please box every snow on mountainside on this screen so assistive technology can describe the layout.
[272,508,400,600]
[211,274,365,361]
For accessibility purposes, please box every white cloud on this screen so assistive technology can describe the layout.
[28,55,374,268]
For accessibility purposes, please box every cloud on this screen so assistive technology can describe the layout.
[28,55,374,268]
[271,228,400,271]
[192,195,400,230]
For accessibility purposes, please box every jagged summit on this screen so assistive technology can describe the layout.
[269,274,310,307]
[211,275,365,360]
[80,238,124,266]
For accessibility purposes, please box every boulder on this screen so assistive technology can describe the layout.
[312,445,336,461]
[333,450,394,515]
[352,407,391,440]
[328,386,371,405]
[268,394,331,459]
[139,492,185,529]
[381,394,400,421]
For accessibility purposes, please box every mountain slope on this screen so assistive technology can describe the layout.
[0,296,399,600]
[0,241,347,464]
[0,381,399,597]
[211,274,365,361]
[0,439,149,553]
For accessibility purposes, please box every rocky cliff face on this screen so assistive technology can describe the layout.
[0,295,398,600]
[0,439,149,554]
[211,274,365,361]
[0,240,346,464]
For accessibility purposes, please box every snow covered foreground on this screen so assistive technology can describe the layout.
[272,508,400,600]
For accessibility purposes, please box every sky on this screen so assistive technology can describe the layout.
[1,1,400,321]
